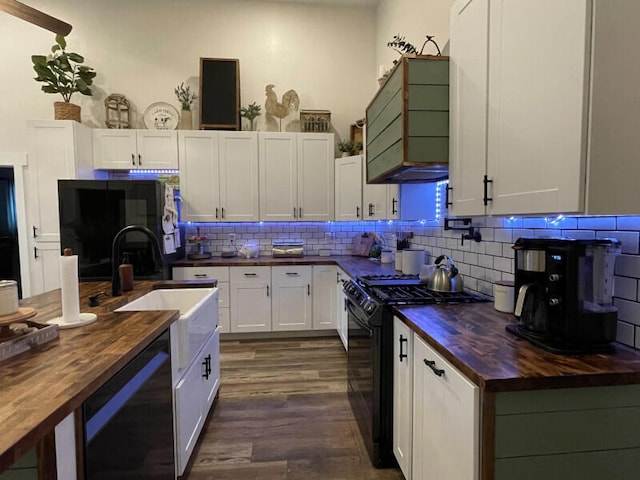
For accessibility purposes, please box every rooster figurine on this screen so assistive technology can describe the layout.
[265,84,300,131]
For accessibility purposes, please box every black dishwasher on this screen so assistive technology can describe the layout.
[82,330,174,479]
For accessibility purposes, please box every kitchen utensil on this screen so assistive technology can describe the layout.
[402,249,426,275]
[427,255,463,292]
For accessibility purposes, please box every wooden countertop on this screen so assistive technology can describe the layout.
[394,302,640,393]
[0,281,185,473]
[173,255,399,278]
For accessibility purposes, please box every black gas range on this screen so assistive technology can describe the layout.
[344,273,487,468]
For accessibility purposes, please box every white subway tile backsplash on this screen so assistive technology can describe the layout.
[617,216,640,231]
[614,298,640,326]
[597,231,640,254]
[614,276,638,301]
[522,218,547,229]
[494,229,513,243]
[578,217,617,230]
[617,321,635,346]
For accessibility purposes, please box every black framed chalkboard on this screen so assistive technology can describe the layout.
[199,58,240,130]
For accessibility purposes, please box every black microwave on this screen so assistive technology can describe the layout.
[58,180,184,281]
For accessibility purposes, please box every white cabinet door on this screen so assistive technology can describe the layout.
[362,182,388,220]
[259,133,297,221]
[297,133,334,221]
[412,334,479,480]
[93,129,178,170]
[486,0,589,215]
[393,317,413,479]
[336,268,349,351]
[272,266,312,331]
[335,155,362,221]
[178,131,220,222]
[230,266,271,332]
[202,327,221,412]
[449,0,489,216]
[219,131,259,222]
[25,120,95,295]
[312,265,337,330]
[175,352,205,475]
[136,130,178,169]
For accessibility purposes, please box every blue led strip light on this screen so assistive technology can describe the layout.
[85,351,169,442]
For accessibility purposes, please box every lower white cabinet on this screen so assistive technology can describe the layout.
[173,266,230,333]
[393,317,413,479]
[230,266,271,332]
[174,326,220,476]
[412,333,479,480]
[312,265,337,330]
[336,268,349,350]
[272,266,312,331]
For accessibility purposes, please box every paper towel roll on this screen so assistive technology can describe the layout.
[60,254,80,324]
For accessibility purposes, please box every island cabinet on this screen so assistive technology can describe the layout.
[93,129,178,170]
[393,317,413,479]
[178,131,259,222]
[449,0,640,216]
[412,333,479,480]
[25,120,97,296]
[258,132,334,222]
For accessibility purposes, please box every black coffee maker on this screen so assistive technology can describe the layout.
[507,237,621,354]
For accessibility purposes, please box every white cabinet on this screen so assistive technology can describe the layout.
[393,317,413,479]
[272,265,312,331]
[93,129,178,170]
[25,120,96,296]
[335,155,363,221]
[336,268,349,351]
[362,162,399,220]
[179,131,259,222]
[312,265,337,330]
[450,0,640,216]
[259,132,334,221]
[412,333,479,480]
[173,266,230,333]
[174,326,220,476]
[230,266,271,332]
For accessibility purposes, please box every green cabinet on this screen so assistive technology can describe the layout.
[366,55,449,183]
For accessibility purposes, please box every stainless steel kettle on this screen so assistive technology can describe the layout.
[427,255,463,292]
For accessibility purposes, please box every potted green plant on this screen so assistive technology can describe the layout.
[240,101,262,131]
[174,82,197,129]
[338,140,362,157]
[31,34,96,122]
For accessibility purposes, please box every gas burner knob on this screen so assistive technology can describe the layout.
[549,297,561,307]
[548,273,562,282]
[364,301,376,314]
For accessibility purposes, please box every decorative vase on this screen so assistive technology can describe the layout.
[341,152,350,157]
[54,101,81,122]
[180,109,192,130]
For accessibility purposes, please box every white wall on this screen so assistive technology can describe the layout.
[375,0,454,81]
[0,0,378,152]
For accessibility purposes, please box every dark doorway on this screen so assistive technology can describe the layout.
[0,167,22,297]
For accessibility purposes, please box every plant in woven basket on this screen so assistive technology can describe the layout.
[31,34,95,103]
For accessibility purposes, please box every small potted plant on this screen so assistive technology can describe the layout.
[31,34,96,122]
[174,82,197,129]
[240,101,262,131]
[338,140,362,157]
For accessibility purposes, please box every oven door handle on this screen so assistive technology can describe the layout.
[346,302,374,336]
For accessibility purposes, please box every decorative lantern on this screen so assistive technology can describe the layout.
[104,94,131,128]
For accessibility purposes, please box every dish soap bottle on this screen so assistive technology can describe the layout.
[119,253,134,292]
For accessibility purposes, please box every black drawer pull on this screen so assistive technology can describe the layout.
[194,273,208,278]
[424,359,444,377]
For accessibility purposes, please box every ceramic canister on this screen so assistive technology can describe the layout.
[494,280,515,313]
[0,280,19,316]
[402,249,426,275]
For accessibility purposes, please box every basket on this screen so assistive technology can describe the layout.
[300,110,331,132]
[54,101,81,122]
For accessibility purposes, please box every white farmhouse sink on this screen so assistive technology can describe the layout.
[116,288,219,371]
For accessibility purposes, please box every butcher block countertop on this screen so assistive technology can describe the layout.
[0,279,213,473]
[394,302,640,393]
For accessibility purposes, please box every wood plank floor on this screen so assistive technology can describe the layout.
[183,336,405,480]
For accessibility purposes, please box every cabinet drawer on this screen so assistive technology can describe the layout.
[230,266,270,282]
[272,265,311,284]
[173,266,229,282]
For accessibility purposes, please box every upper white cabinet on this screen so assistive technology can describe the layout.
[25,120,96,295]
[449,0,640,216]
[93,129,178,170]
[335,155,363,221]
[362,174,399,220]
[259,132,334,221]
[179,131,259,222]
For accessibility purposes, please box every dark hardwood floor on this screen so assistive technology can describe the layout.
[183,336,405,480]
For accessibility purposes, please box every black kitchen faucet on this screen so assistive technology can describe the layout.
[111,225,163,296]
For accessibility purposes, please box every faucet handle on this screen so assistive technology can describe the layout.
[88,291,108,307]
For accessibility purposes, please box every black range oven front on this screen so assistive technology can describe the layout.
[345,274,488,468]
